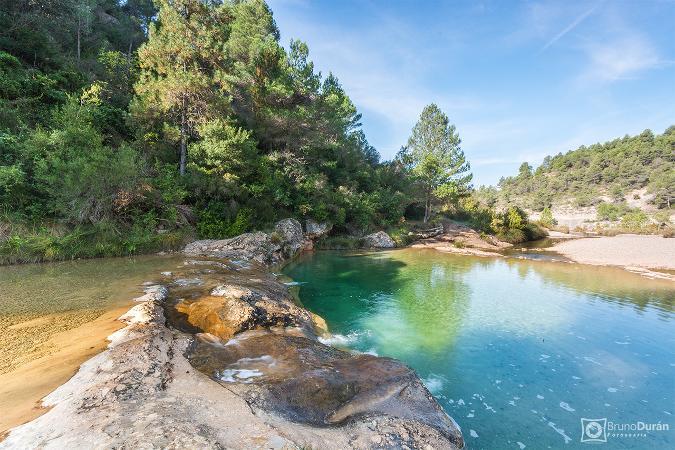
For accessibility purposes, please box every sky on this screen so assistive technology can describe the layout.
[267,0,675,186]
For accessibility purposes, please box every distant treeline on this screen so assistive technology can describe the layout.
[488,127,674,211]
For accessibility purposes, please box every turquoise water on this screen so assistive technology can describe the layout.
[283,249,675,449]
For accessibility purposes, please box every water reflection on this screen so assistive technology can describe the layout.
[284,249,675,449]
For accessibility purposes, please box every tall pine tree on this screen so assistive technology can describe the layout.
[403,104,472,223]
[134,0,231,175]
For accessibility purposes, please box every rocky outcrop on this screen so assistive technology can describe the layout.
[411,221,512,257]
[183,218,312,265]
[3,227,464,449]
[274,218,304,258]
[174,282,315,341]
[362,231,396,248]
[3,285,461,449]
[305,219,332,238]
[190,332,463,448]
[184,231,281,265]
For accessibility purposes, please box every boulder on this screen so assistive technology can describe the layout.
[184,231,282,265]
[174,282,315,340]
[274,218,304,258]
[304,219,332,238]
[189,332,464,449]
[362,231,396,248]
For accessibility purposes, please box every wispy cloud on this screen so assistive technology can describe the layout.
[540,3,600,52]
[580,34,663,82]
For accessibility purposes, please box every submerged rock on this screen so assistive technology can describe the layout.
[362,231,396,248]
[190,332,464,448]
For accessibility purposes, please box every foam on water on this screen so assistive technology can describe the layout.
[559,402,575,412]
[218,368,263,383]
[547,422,572,444]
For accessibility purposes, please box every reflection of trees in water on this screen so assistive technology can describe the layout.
[283,251,409,331]
[509,259,674,316]
[361,250,473,356]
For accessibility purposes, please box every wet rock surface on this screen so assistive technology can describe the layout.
[189,332,463,448]
[3,222,464,449]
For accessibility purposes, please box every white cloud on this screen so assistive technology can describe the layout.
[580,35,663,82]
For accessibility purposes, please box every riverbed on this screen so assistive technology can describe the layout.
[0,255,181,432]
[284,249,675,449]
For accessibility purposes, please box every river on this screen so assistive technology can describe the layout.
[283,248,674,449]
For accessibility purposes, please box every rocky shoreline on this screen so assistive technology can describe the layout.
[1,219,464,449]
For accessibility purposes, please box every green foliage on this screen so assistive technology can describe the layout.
[30,99,143,224]
[539,207,555,227]
[400,104,472,222]
[621,210,649,231]
[499,127,675,211]
[196,204,253,239]
[0,220,189,265]
[315,235,360,250]
[596,202,631,221]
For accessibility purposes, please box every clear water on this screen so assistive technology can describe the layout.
[283,249,675,449]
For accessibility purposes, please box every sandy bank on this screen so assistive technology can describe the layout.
[0,305,131,434]
[549,234,675,276]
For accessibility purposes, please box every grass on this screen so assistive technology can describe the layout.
[0,221,192,265]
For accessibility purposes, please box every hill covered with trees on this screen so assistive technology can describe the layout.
[2,0,502,262]
[493,127,674,230]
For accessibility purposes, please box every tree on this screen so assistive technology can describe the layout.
[133,0,231,175]
[402,104,472,222]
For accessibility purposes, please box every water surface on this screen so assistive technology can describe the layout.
[0,255,180,432]
[284,249,675,449]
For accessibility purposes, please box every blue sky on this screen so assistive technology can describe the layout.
[267,0,675,186]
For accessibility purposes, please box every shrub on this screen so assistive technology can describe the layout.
[621,210,648,231]
[539,206,555,228]
[196,204,252,239]
[596,202,630,221]
[315,235,360,250]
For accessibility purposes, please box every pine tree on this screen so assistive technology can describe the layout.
[403,104,472,223]
[134,0,231,175]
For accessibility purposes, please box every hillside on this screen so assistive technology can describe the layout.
[494,127,674,230]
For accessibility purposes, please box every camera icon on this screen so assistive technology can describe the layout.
[581,418,607,443]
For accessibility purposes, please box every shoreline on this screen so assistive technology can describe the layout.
[1,220,464,449]
[0,304,132,434]
[2,226,671,445]
[546,234,675,281]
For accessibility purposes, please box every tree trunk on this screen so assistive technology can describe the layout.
[179,109,187,176]
[77,17,81,61]
[423,192,430,223]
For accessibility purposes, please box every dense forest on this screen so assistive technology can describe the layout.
[495,128,674,214]
[2,0,504,262]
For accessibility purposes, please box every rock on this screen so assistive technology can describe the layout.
[189,332,464,449]
[173,280,315,340]
[184,231,282,265]
[274,218,304,258]
[305,219,332,238]
[3,280,463,449]
[362,231,396,248]
[184,219,307,265]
